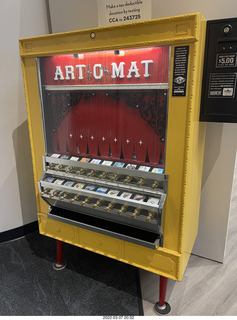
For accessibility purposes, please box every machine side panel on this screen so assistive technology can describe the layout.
[178,16,207,276]
[20,57,49,214]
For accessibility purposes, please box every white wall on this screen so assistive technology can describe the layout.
[49,0,237,32]
[192,124,237,262]
[0,0,49,233]
[49,0,98,33]
[151,0,237,20]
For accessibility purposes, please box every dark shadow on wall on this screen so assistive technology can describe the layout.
[12,120,37,225]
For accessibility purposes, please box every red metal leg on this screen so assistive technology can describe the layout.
[154,275,171,315]
[53,240,67,270]
[56,240,63,265]
[159,275,168,306]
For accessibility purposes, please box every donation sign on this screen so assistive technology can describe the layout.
[97,0,151,26]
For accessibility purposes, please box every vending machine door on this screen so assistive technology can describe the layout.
[36,46,170,250]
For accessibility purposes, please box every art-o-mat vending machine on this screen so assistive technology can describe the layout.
[20,13,206,314]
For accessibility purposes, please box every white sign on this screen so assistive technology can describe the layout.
[97,0,151,27]
[53,60,154,81]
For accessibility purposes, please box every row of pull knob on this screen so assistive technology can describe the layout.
[46,164,160,189]
[40,188,156,222]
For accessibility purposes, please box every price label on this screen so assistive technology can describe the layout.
[216,54,237,68]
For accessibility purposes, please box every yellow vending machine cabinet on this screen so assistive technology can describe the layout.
[20,13,206,314]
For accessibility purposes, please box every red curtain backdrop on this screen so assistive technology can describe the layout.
[41,47,169,166]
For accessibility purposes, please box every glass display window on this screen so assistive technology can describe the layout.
[37,46,170,167]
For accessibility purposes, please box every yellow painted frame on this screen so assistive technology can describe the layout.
[20,13,206,281]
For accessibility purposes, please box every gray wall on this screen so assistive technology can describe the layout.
[0,0,49,233]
